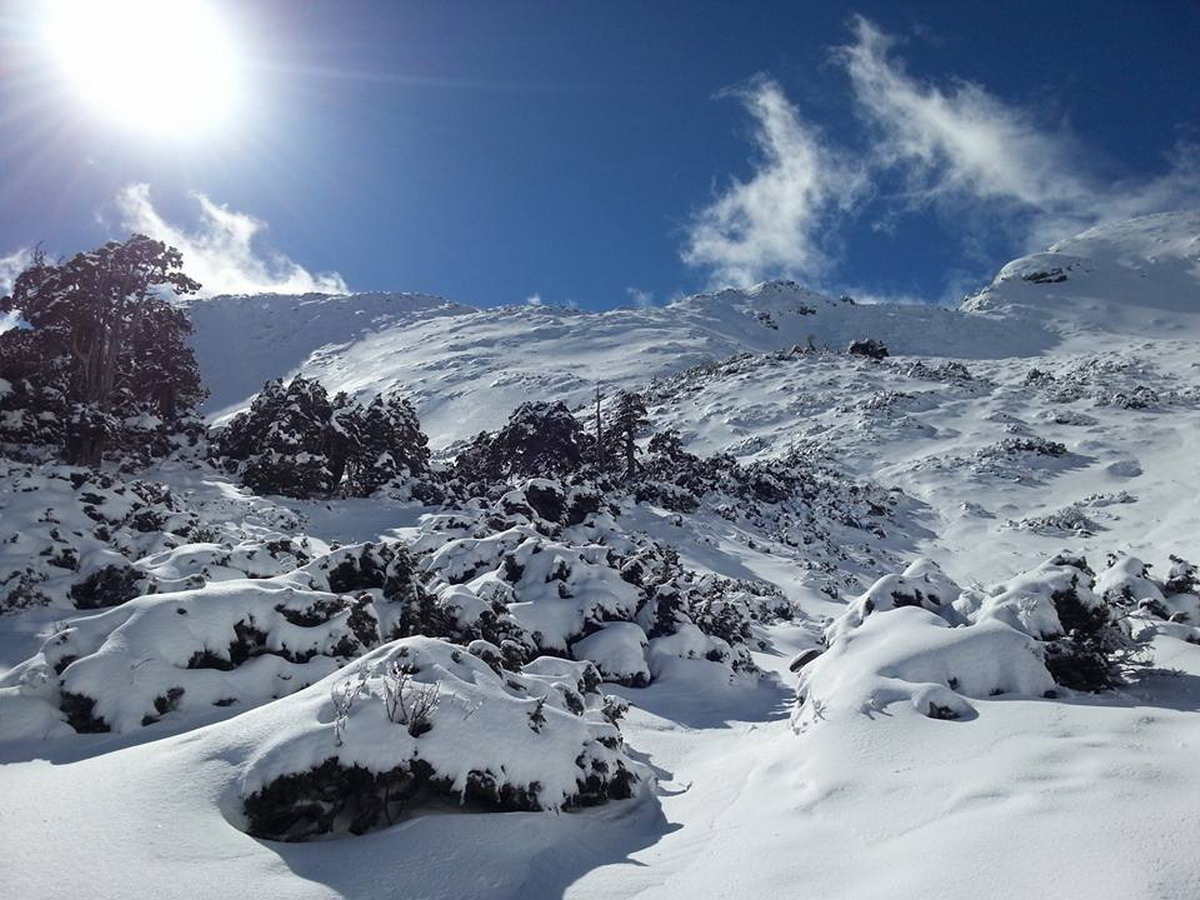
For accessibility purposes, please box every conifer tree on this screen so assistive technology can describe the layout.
[453,400,585,483]
[342,393,430,497]
[0,235,204,465]
[609,390,649,479]
[215,375,337,498]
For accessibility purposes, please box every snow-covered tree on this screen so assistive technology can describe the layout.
[454,400,585,483]
[214,376,337,498]
[0,236,204,465]
[608,390,649,479]
[326,391,362,488]
[214,380,432,499]
[342,393,430,497]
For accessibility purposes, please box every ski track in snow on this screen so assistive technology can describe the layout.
[4,212,1200,898]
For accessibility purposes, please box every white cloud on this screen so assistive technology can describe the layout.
[0,247,33,296]
[114,184,349,297]
[836,267,988,309]
[837,16,1200,249]
[626,286,655,308]
[524,293,544,306]
[681,19,1200,295]
[681,77,866,288]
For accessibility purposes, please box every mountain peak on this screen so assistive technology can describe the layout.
[962,210,1200,338]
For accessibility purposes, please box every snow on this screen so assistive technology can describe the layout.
[4,211,1200,897]
[0,580,370,735]
[571,622,650,686]
[188,277,1058,447]
[234,637,640,836]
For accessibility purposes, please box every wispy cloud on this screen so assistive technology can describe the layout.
[626,286,655,308]
[837,15,1200,250]
[114,184,349,297]
[840,18,1088,214]
[682,17,1200,292]
[682,77,866,289]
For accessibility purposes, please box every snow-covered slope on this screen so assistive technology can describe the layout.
[190,280,1056,445]
[191,215,1199,447]
[964,210,1200,340]
[6,211,1200,899]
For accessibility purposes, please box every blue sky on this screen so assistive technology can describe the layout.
[1,1,1198,308]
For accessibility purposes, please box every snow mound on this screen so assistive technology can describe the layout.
[795,558,1053,728]
[0,459,310,613]
[572,622,650,686]
[794,553,1152,730]
[0,462,203,611]
[409,480,775,679]
[1095,553,1200,627]
[0,579,378,735]
[234,636,639,840]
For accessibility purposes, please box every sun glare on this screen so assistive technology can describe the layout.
[44,0,243,136]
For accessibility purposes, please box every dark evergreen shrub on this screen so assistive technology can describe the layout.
[342,394,430,497]
[213,379,432,500]
[1042,566,1141,692]
[69,563,144,609]
[453,401,585,483]
[848,339,889,360]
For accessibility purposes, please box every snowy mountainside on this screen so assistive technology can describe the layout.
[187,290,474,419]
[4,211,1200,899]
[638,344,1200,585]
[191,213,1200,448]
[964,210,1200,340]
[189,278,1055,445]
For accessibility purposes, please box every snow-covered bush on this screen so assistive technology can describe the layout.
[637,438,897,537]
[0,461,210,611]
[235,637,640,840]
[976,436,1068,459]
[424,522,640,657]
[1095,554,1200,625]
[293,540,478,645]
[902,360,977,384]
[839,557,965,626]
[1095,555,1164,608]
[847,339,889,360]
[1018,355,1189,410]
[963,553,1142,692]
[795,605,1054,728]
[410,481,778,680]
[794,554,1148,730]
[0,579,383,734]
[139,536,316,591]
[795,559,1052,728]
[572,622,650,686]
[212,378,431,499]
[452,400,586,484]
[1008,505,1099,537]
[0,367,68,460]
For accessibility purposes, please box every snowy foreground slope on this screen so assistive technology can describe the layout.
[3,211,1200,899]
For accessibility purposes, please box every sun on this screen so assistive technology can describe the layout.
[44,0,243,136]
